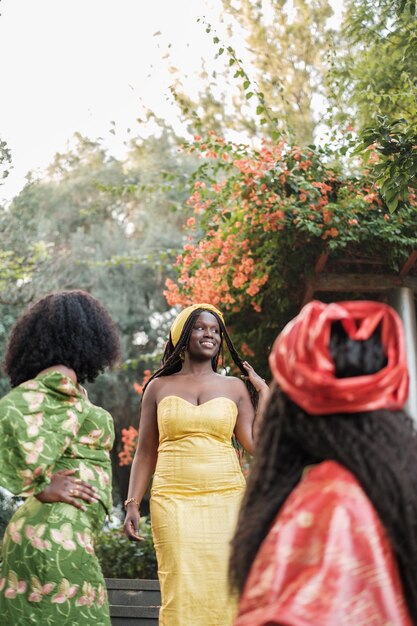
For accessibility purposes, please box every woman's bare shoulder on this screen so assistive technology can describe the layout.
[143,375,179,397]
[223,374,246,388]
[217,374,248,399]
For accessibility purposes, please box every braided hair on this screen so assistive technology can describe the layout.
[229,322,417,623]
[143,308,257,407]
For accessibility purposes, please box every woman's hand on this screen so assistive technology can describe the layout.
[242,361,269,394]
[241,361,270,447]
[35,469,99,511]
[124,503,144,541]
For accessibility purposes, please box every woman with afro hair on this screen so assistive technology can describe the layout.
[231,300,416,626]
[124,303,269,626]
[0,289,121,625]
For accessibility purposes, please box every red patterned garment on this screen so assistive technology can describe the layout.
[233,461,412,626]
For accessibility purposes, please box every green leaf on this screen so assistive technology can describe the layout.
[384,186,399,202]
[397,0,408,13]
[385,194,399,212]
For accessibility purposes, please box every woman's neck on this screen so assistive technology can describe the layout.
[180,358,214,377]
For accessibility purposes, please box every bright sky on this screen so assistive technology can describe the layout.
[0,0,225,201]
[0,0,343,203]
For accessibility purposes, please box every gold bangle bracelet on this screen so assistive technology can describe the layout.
[124,497,140,510]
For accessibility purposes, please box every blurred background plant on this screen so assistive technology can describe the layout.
[95,514,157,579]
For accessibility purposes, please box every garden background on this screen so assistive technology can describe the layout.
[1,0,417,577]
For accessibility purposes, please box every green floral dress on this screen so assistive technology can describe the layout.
[0,370,114,625]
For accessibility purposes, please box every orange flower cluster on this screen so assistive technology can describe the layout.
[166,133,404,317]
[322,227,339,240]
[165,225,268,311]
[118,425,138,466]
[166,139,323,311]
[118,370,152,466]
[241,342,255,357]
[132,369,152,395]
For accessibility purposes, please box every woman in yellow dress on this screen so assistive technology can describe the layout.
[124,303,269,626]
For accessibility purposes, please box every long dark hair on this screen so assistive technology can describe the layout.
[144,308,257,406]
[230,323,417,622]
[4,290,121,386]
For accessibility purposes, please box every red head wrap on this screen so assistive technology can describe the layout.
[269,300,409,415]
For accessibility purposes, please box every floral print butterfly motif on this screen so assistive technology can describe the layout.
[28,576,55,602]
[78,429,103,446]
[23,413,44,438]
[18,465,43,491]
[25,523,51,550]
[78,462,95,482]
[66,396,83,412]
[97,584,107,607]
[76,581,96,607]
[101,433,113,449]
[22,391,45,411]
[56,377,77,396]
[51,523,77,551]
[21,437,45,464]
[76,530,94,555]
[8,518,25,545]
[93,464,110,488]
[62,410,80,437]
[4,571,27,599]
[51,578,79,604]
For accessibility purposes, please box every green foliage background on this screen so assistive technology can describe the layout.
[95,517,157,579]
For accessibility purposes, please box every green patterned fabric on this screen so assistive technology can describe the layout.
[0,370,114,625]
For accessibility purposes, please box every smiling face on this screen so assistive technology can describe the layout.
[187,311,222,361]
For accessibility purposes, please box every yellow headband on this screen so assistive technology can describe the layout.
[170,303,224,347]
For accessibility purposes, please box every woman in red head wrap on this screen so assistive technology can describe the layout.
[230,300,416,626]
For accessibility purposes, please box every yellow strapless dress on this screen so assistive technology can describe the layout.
[150,395,246,626]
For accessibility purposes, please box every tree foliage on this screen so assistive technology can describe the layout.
[170,0,334,145]
[329,0,417,209]
[164,133,417,372]
[95,517,157,579]
[330,0,417,128]
[356,117,417,212]
[0,138,46,305]
[221,0,333,144]
[168,0,416,211]
[0,139,12,186]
